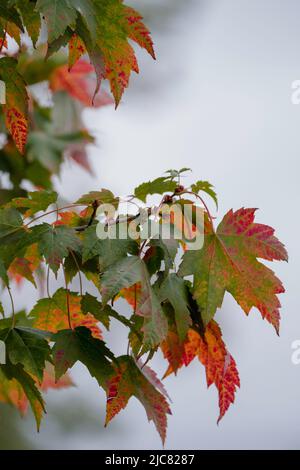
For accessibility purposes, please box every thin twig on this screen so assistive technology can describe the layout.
[182,190,215,229]
[7,286,16,328]
[24,204,90,227]
[46,265,51,298]
[69,249,83,297]
[63,265,72,329]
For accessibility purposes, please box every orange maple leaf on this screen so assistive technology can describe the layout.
[161,320,240,422]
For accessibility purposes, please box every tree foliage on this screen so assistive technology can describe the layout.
[0,1,288,445]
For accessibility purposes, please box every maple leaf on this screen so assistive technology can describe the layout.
[134,177,177,203]
[123,6,155,59]
[0,327,51,382]
[0,368,28,416]
[29,288,102,340]
[105,356,171,444]
[29,223,81,274]
[82,225,138,266]
[40,363,73,392]
[8,257,36,287]
[191,180,218,209]
[68,34,86,70]
[34,1,155,106]
[54,211,82,228]
[52,326,114,382]
[118,283,141,310]
[0,2,24,33]
[10,190,58,218]
[50,60,98,107]
[0,363,72,418]
[8,244,41,287]
[0,57,29,154]
[81,292,110,330]
[101,256,168,346]
[0,207,23,240]
[75,188,118,206]
[12,0,41,47]
[0,362,45,430]
[162,320,240,423]
[179,208,288,333]
[158,274,191,342]
[35,0,77,43]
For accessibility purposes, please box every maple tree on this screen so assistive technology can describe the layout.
[0,1,288,445]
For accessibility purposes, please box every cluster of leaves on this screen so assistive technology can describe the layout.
[0,169,287,443]
[0,0,288,445]
[0,0,154,201]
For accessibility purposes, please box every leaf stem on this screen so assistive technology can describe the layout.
[182,190,215,229]
[46,265,51,298]
[63,265,72,329]
[24,204,90,227]
[7,286,16,328]
[69,249,83,297]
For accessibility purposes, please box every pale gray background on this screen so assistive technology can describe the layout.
[1,0,299,450]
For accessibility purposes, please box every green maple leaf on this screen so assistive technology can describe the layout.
[35,0,77,42]
[159,274,191,342]
[64,249,100,289]
[0,326,51,382]
[10,190,57,217]
[76,189,118,206]
[52,326,114,382]
[0,207,23,240]
[179,208,288,332]
[191,180,218,209]
[26,130,89,174]
[149,237,178,274]
[81,292,110,329]
[12,0,41,46]
[32,223,81,274]
[0,362,45,430]
[101,256,167,346]
[82,225,138,266]
[134,177,177,203]
[0,1,24,32]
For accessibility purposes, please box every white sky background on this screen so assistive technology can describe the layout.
[4,0,300,449]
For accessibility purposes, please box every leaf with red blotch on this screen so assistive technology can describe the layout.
[72,2,155,108]
[54,211,82,227]
[0,57,28,153]
[123,6,156,59]
[0,363,72,417]
[104,41,139,108]
[179,208,288,333]
[162,320,240,423]
[49,60,94,107]
[68,34,86,70]
[105,356,171,444]
[29,288,102,340]
[0,369,28,416]
[118,283,142,310]
[0,38,8,49]
[8,244,42,287]
[0,363,45,430]
[135,360,171,402]
[66,142,93,174]
[160,329,185,379]
[40,363,73,392]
